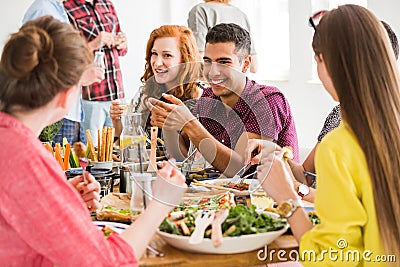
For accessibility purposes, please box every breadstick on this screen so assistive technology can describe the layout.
[108,127,115,162]
[105,127,112,161]
[101,127,107,162]
[85,129,98,162]
[97,129,101,161]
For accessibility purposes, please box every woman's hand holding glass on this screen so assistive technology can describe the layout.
[68,173,101,212]
[110,99,125,121]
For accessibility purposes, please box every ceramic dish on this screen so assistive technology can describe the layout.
[157,224,289,254]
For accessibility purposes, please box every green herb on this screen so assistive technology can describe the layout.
[39,120,64,142]
[221,205,286,236]
[308,211,320,225]
[159,204,287,237]
[103,206,131,214]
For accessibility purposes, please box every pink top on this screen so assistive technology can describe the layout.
[0,112,137,266]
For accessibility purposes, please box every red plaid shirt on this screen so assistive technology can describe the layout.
[64,0,127,101]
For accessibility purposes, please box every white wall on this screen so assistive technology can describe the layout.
[1,0,399,151]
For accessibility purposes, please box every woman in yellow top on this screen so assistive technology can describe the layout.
[247,4,400,266]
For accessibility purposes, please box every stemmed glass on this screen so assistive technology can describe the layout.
[249,180,274,213]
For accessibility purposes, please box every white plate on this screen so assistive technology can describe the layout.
[93,221,128,234]
[157,224,289,254]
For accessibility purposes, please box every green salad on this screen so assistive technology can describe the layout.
[159,204,287,238]
[308,211,321,225]
[103,205,131,215]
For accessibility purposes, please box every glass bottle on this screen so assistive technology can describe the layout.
[93,51,105,69]
[120,112,148,165]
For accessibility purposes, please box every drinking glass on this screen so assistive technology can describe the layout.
[119,98,132,114]
[93,51,105,69]
[130,172,154,221]
[249,180,274,212]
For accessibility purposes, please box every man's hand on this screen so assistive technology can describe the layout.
[88,31,114,51]
[68,173,101,212]
[249,140,297,202]
[146,94,196,131]
[115,32,127,50]
[80,66,104,86]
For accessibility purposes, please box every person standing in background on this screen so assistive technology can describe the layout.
[64,0,128,144]
[23,0,103,144]
[188,0,258,73]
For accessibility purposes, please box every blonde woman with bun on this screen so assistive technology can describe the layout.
[0,16,186,266]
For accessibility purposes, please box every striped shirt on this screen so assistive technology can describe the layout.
[64,0,127,101]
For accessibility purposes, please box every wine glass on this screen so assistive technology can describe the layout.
[249,180,274,213]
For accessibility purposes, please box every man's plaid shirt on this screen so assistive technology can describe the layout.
[64,0,127,101]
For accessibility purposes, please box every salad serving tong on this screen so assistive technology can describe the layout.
[189,210,216,244]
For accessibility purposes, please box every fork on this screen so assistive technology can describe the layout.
[189,210,216,244]
[167,147,197,170]
[78,157,88,185]
[227,162,252,185]
[237,170,257,185]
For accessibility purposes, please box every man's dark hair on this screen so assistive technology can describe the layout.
[381,20,399,60]
[205,23,251,59]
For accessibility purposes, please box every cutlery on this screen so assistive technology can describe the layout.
[211,209,229,247]
[73,142,88,185]
[189,210,215,244]
[167,147,198,170]
[146,245,164,257]
[191,179,242,193]
[303,171,316,179]
[227,162,252,185]
[237,170,257,184]
[79,157,89,185]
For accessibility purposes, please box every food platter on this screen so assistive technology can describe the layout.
[158,203,288,254]
[192,178,254,196]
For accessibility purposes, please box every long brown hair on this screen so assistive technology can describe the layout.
[0,16,91,113]
[141,25,202,103]
[313,5,400,257]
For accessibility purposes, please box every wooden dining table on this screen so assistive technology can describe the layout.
[109,181,301,266]
[140,232,298,266]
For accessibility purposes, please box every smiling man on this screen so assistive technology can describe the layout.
[148,23,298,176]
